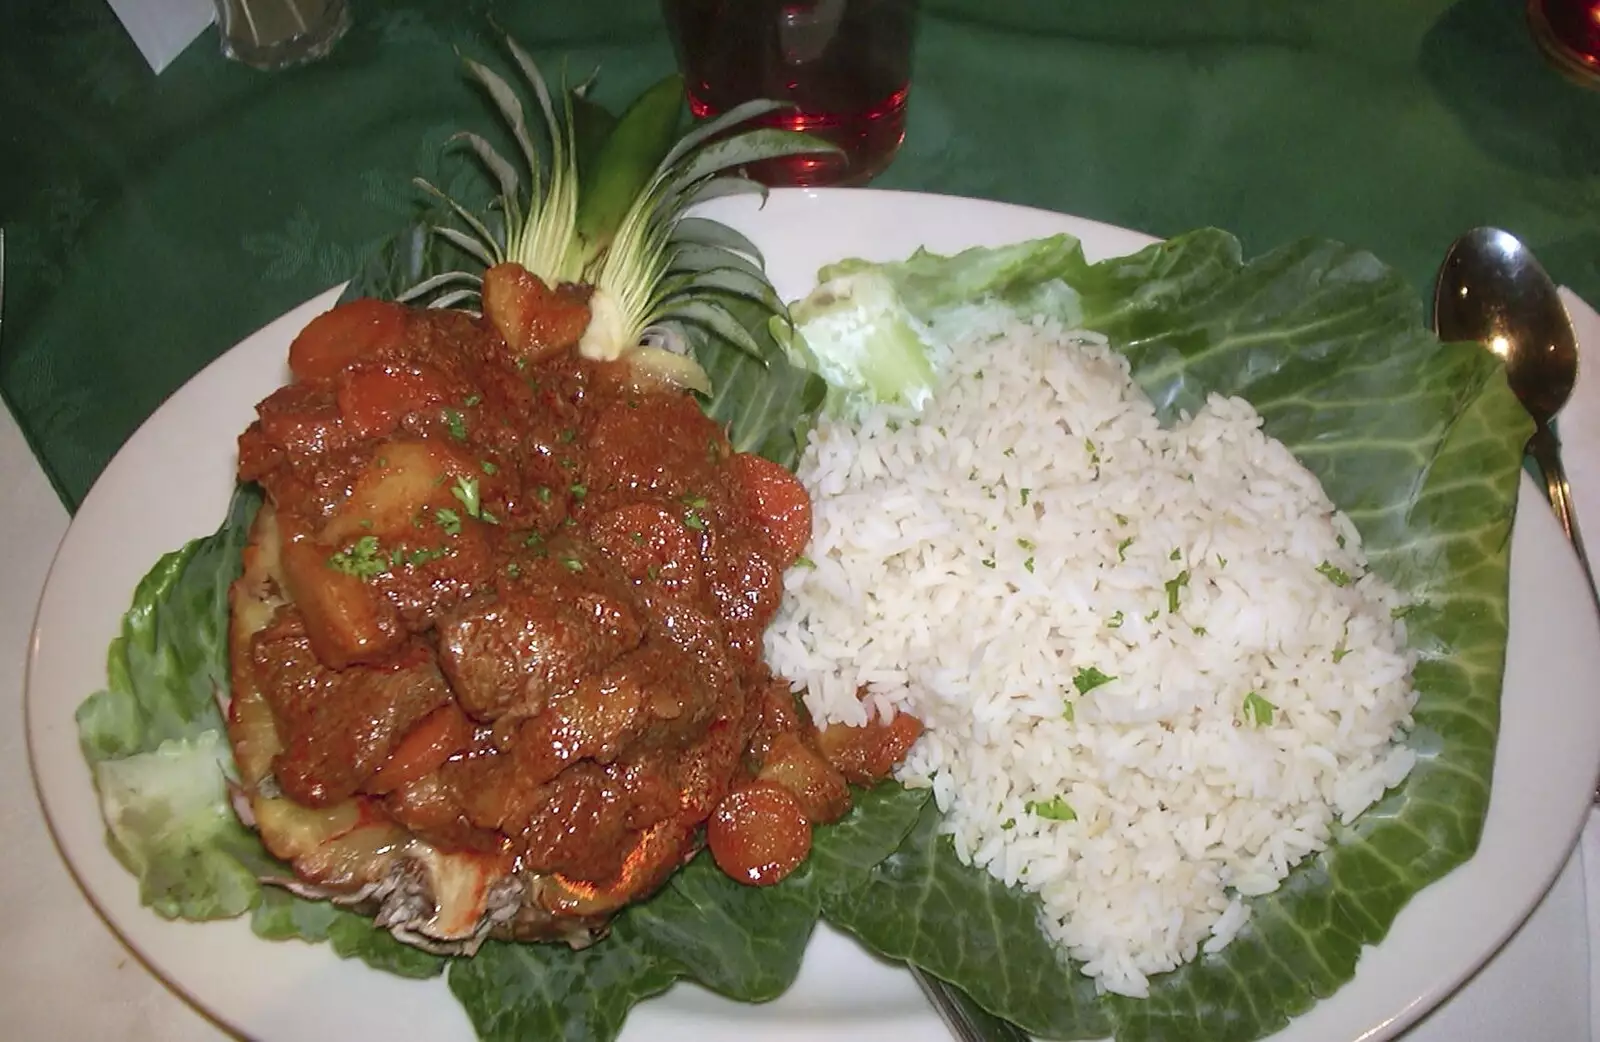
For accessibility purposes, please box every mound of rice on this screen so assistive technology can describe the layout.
[763,306,1418,998]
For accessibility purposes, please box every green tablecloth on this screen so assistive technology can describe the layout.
[3,0,1598,509]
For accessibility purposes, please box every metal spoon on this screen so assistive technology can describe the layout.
[910,966,1031,1042]
[1433,227,1592,578]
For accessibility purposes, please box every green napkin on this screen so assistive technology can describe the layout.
[1,0,1597,508]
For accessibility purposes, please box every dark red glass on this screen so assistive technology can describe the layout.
[1527,0,1600,85]
[661,0,920,187]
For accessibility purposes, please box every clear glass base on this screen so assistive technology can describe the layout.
[215,0,352,71]
[1526,0,1600,89]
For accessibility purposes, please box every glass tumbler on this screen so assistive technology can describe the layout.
[1527,0,1600,86]
[214,0,351,70]
[661,0,921,187]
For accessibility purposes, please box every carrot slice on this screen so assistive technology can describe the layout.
[335,365,451,439]
[707,780,812,886]
[367,703,475,793]
[727,452,812,567]
[288,299,408,383]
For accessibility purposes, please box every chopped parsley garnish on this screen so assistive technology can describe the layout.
[1016,537,1035,551]
[1061,701,1075,723]
[1337,534,1347,549]
[506,562,522,578]
[1165,569,1191,613]
[1024,557,1035,574]
[480,460,498,475]
[980,556,996,569]
[1242,691,1276,727]
[358,518,373,530]
[1026,796,1077,822]
[1000,818,1016,830]
[1332,645,1351,663]
[452,476,484,518]
[523,531,544,547]
[559,428,577,444]
[403,546,446,567]
[1106,610,1124,629]
[1114,513,1129,526]
[462,394,482,407]
[1003,447,1016,458]
[683,511,707,531]
[1217,554,1228,568]
[1391,604,1415,619]
[537,486,552,505]
[1170,547,1182,561]
[1073,666,1116,696]
[561,555,584,572]
[1192,626,1208,636]
[1144,609,1161,623]
[570,483,588,501]
[1316,561,1354,586]
[628,531,644,545]
[1117,537,1134,562]
[435,508,462,536]
[442,408,467,441]
[327,535,386,579]
[794,556,817,569]
[682,493,709,509]
[1084,438,1100,465]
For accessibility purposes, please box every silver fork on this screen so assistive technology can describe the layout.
[911,965,1033,1042]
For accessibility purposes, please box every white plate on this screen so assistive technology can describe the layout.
[25,188,1600,1042]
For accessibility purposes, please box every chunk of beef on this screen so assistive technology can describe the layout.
[515,762,637,884]
[585,393,726,501]
[250,615,452,806]
[436,570,644,722]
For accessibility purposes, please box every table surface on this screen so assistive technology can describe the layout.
[3,0,1599,1038]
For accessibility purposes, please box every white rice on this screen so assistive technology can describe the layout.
[763,305,1418,998]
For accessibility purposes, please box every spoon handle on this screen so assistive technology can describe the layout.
[909,965,1032,1042]
[1529,425,1594,580]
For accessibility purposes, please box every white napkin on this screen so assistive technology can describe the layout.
[104,0,215,73]
[1556,286,1600,1042]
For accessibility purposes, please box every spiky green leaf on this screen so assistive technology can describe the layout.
[462,57,540,182]
[661,298,769,361]
[668,129,843,196]
[670,216,764,263]
[450,131,523,232]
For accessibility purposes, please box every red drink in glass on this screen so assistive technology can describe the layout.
[1527,0,1600,85]
[661,0,920,186]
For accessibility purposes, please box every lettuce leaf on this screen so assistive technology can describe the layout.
[73,484,451,974]
[804,229,1531,1041]
[252,888,446,979]
[74,486,263,919]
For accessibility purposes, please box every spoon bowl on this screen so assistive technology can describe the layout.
[1433,224,1594,595]
[1434,227,1580,424]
